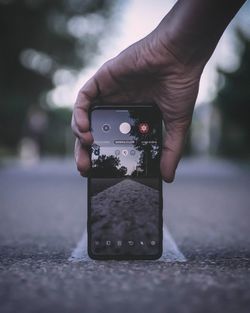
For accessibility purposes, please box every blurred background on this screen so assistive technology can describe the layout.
[0,1,250,313]
[0,0,250,162]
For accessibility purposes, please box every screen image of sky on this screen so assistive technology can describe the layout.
[91,109,159,176]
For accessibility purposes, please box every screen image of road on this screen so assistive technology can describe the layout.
[89,107,162,258]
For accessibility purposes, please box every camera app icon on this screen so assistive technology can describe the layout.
[139,122,149,134]
[102,124,111,132]
[119,122,131,134]
[122,149,128,156]
[117,240,122,247]
[105,240,111,246]
[92,144,100,156]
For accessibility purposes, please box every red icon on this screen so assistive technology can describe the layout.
[139,122,149,134]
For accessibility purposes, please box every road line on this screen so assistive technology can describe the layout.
[161,226,186,262]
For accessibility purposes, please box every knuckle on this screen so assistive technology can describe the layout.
[74,116,81,132]
[74,111,89,133]
[76,158,90,174]
[83,132,93,144]
[78,132,93,146]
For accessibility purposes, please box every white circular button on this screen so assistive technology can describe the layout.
[119,122,131,134]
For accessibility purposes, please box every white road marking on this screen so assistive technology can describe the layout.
[161,226,186,262]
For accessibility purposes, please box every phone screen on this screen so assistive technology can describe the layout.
[88,105,162,259]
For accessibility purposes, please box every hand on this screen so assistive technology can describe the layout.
[71,28,203,182]
[72,0,244,182]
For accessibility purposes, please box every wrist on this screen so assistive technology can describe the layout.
[153,0,246,66]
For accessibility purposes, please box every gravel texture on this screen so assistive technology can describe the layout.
[0,157,250,313]
[90,178,160,256]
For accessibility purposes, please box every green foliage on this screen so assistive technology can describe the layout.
[214,30,250,157]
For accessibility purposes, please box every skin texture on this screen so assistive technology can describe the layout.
[72,0,245,182]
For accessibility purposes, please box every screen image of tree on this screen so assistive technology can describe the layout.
[89,108,162,257]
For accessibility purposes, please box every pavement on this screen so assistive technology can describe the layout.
[0,157,250,313]
[90,178,160,256]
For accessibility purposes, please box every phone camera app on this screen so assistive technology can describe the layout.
[102,124,111,132]
[119,122,131,134]
[139,122,149,134]
[122,149,128,157]
[92,144,100,156]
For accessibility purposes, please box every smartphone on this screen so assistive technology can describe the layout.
[88,104,163,260]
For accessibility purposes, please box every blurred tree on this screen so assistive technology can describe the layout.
[92,155,127,177]
[0,0,115,155]
[214,30,250,157]
[119,166,127,176]
[129,108,161,177]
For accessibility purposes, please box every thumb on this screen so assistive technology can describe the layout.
[160,119,191,183]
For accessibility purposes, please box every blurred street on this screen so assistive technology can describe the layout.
[0,157,250,313]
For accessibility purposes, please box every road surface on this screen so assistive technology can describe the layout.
[0,157,249,313]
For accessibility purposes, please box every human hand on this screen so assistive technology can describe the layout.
[71,28,203,182]
[72,0,244,182]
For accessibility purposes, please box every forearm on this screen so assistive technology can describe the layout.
[157,0,246,65]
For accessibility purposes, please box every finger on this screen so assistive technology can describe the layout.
[74,138,91,176]
[160,119,190,183]
[90,58,143,104]
[72,77,99,141]
[71,114,93,146]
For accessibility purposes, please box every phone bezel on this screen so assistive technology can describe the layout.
[87,104,163,260]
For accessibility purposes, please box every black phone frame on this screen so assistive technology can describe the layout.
[87,104,163,260]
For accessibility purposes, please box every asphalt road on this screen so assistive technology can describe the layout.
[0,157,250,313]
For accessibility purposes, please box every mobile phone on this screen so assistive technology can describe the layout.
[88,104,163,260]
